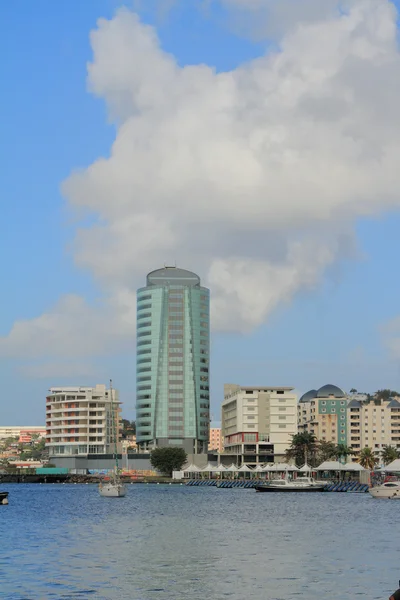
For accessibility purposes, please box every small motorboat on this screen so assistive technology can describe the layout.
[255,477,325,493]
[369,481,400,499]
[0,492,9,505]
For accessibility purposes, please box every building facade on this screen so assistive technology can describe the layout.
[209,427,223,453]
[136,266,210,454]
[298,384,348,445]
[221,384,298,464]
[46,384,121,458]
[347,397,400,458]
[0,426,46,441]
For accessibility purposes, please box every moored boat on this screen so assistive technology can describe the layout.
[98,380,127,499]
[369,481,400,499]
[0,491,9,505]
[255,477,325,493]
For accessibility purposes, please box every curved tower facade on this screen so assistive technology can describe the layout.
[136,267,210,454]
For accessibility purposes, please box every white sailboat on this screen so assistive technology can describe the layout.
[99,380,127,498]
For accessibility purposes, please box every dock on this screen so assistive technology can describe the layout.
[185,479,370,492]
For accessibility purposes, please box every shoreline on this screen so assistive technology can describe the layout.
[0,474,181,485]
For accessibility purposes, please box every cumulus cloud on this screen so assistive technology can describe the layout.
[217,0,357,39]
[0,295,135,360]
[2,0,400,364]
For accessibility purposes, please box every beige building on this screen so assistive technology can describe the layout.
[209,427,223,453]
[0,426,46,440]
[46,384,122,458]
[221,384,297,464]
[347,397,400,458]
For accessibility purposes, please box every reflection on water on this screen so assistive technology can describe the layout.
[0,483,399,599]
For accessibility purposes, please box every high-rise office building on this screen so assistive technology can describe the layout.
[136,267,210,454]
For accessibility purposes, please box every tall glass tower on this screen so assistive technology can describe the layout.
[136,267,210,454]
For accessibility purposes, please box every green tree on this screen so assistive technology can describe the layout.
[381,445,399,465]
[285,433,318,466]
[316,441,337,463]
[375,389,399,401]
[350,388,357,394]
[335,444,355,463]
[358,447,378,470]
[150,447,187,476]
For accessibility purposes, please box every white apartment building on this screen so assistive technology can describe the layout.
[221,384,297,464]
[46,384,122,458]
[348,397,400,457]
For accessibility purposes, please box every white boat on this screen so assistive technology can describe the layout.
[99,380,127,498]
[255,477,325,493]
[369,481,400,499]
[99,474,126,498]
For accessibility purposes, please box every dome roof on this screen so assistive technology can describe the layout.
[299,389,318,403]
[146,267,201,287]
[317,384,345,398]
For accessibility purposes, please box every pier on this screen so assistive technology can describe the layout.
[185,479,370,492]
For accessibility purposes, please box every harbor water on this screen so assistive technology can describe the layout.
[0,483,399,599]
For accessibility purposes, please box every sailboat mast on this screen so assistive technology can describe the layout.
[109,379,119,471]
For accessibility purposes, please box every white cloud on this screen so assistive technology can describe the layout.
[217,0,357,39]
[19,361,100,379]
[0,294,135,360]
[2,0,400,365]
[382,316,400,360]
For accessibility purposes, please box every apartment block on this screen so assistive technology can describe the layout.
[221,384,297,464]
[298,384,348,444]
[209,427,224,453]
[347,397,400,457]
[46,384,121,458]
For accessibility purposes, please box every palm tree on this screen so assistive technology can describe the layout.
[335,444,355,464]
[381,445,399,466]
[317,441,337,463]
[358,447,378,470]
[285,432,318,466]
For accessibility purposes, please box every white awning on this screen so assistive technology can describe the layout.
[253,464,265,472]
[299,463,313,472]
[224,464,239,472]
[316,460,344,471]
[381,458,400,471]
[343,462,365,471]
[183,464,202,472]
[269,463,299,471]
[201,463,220,472]
[238,464,253,472]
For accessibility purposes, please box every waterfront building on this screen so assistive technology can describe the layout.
[298,385,348,445]
[347,396,400,459]
[0,426,46,441]
[209,427,224,453]
[136,266,210,454]
[45,384,121,458]
[221,384,298,464]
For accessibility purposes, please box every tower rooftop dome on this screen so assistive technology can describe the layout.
[317,384,345,398]
[146,266,201,287]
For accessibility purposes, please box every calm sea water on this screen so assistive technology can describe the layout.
[0,483,399,599]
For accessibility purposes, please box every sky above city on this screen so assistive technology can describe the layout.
[2,0,400,425]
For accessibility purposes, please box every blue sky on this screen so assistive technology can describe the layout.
[1,0,400,425]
